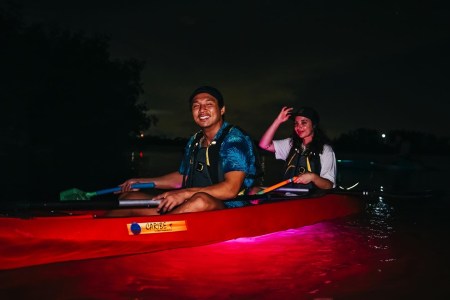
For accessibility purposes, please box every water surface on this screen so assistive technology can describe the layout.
[1,147,449,299]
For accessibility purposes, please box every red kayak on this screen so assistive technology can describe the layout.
[0,192,364,270]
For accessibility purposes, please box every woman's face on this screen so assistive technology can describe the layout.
[294,116,314,143]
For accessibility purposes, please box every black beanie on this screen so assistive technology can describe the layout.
[188,86,224,108]
[291,106,320,125]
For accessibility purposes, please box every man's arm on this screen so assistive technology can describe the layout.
[120,171,184,191]
[193,170,246,199]
[153,171,246,213]
[154,129,250,212]
[154,171,245,201]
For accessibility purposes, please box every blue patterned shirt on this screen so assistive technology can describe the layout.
[179,122,256,207]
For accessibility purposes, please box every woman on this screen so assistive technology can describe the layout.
[259,106,336,190]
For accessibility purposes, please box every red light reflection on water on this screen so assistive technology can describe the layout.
[0,220,387,300]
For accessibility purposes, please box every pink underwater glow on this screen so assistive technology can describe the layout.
[1,220,387,300]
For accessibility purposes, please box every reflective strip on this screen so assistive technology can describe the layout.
[306,156,311,172]
[127,220,187,235]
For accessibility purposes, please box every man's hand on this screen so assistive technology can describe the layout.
[153,189,190,214]
[119,178,144,192]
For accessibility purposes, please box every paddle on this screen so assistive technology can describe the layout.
[1,193,281,213]
[256,176,299,195]
[107,176,307,207]
[60,187,444,209]
[59,182,155,201]
[1,188,441,215]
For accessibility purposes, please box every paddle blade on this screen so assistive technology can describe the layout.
[60,188,91,201]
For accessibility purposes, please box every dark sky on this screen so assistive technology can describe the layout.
[12,0,450,139]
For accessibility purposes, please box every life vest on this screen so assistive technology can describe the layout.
[182,125,263,189]
[283,145,321,190]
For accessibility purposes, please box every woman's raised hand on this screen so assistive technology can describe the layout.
[276,106,294,124]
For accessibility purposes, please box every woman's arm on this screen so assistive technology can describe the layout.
[294,172,334,189]
[293,145,336,189]
[259,106,293,152]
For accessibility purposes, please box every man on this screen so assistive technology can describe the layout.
[119,86,257,215]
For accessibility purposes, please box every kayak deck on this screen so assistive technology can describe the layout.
[0,193,364,270]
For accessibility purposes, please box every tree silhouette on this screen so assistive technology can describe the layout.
[1,6,154,202]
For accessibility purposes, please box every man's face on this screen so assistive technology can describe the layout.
[191,92,225,129]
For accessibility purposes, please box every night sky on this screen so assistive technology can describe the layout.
[13,0,450,140]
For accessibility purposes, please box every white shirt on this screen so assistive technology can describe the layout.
[273,138,337,187]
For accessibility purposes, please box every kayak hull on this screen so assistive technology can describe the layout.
[0,193,364,270]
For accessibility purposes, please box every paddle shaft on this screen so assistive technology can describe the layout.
[91,182,155,196]
[257,177,298,195]
[3,189,440,212]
